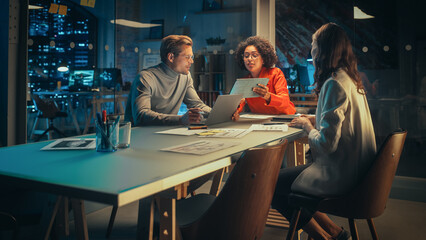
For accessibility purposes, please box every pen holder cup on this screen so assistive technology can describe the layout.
[117,121,131,148]
[95,120,119,152]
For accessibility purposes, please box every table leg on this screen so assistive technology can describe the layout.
[137,196,154,240]
[157,197,182,240]
[70,199,89,240]
[83,98,97,135]
[174,181,189,200]
[286,139,306,167]
[44,196,63,240]
[67,99,81,135]
[209,168,225,196]
[137,182,189,240]
[55,196,69,237]
[106,205,118,238]
[46,119,51,140]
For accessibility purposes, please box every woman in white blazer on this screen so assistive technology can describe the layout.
[271,23,377,240]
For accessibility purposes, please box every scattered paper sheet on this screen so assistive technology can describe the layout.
[197,129,252,138]
[161,140,240,155]
[41,138,96,150]
[249,124,289,132]
[239,113,275,119]
[156,128,206,136]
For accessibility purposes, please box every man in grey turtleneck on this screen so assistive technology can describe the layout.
[125,35,211,126]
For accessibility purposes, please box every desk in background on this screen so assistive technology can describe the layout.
[31,91,128,137]
[290,93,318,114]
[0,120,304,239]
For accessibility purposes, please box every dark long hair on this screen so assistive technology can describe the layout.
[312,23,364,95]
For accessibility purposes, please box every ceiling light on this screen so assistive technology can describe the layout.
[354,6,374,19]
[110,19,162,28]
[29,5,43,10]
[57,62,69,72]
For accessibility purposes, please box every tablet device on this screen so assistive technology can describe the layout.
[230,78,269,98]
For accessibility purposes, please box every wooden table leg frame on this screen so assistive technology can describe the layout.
[44,196,88,240]
[286,137,308,167]
[151,181,189,240]
[209,168,226,196]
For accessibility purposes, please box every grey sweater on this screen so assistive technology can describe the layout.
[125,63,211,125]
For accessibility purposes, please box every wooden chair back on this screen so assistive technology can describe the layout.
[181,139,288,240]
[318,129,407,219]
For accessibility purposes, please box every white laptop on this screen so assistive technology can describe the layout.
[201,94,243,126]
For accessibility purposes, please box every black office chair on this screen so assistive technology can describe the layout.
[285,129,407,240]
[0,212,19,240]
[31,95,68,142]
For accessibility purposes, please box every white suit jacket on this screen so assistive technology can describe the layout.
[292,69,377,197]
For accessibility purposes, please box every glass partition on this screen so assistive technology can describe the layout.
[27,0,118,140]
[275,0,426,179]
[26,0,425,180]
[26,0,252,141]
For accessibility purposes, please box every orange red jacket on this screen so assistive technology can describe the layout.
[237,67,296,115]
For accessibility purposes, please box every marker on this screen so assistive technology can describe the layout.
[102,110,109,148]
[188,125,208,130]
[102,110,107,126]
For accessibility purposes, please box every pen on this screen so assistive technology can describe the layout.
[262,122,285,125]
[102,110,109,149]
[96,112,103,129]
[188,125,208,130]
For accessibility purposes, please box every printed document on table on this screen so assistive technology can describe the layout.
[230,78,269,98]
[161,140,240,155]
[41,138,96,150]
[156,127,206,136]
[197,128,252,138]
[249,124,289,132]
[239,113,275,119]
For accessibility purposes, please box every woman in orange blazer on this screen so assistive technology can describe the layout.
[232,36,296,121]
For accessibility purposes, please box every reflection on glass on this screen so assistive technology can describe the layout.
[28,0,96,91]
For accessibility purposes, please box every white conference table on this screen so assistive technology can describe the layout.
[0,119,305,239]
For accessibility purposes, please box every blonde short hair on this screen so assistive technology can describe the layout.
[160,35,193,63]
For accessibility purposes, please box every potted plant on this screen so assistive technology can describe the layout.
[206,36,226,52]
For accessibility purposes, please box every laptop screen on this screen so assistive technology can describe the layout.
[204,94,243,126]
[95,68,123,89]
[69,70,94,88]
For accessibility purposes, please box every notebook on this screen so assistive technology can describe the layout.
[201,94,243,126]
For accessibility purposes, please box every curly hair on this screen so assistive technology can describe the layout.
[235,36,278,70]
[312,23,364,95]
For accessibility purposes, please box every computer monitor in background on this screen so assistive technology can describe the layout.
[96,68,123,89]
[296,65,311,87]
[69,70,94,91]
[306,62,315,85]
